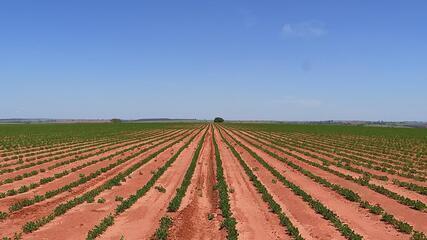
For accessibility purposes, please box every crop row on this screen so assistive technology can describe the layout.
[264,131,426,176]
[7,129,192,213]
[236,129,427,211]
[252,131,427,196]
[0,122,177,150]
[0,140,112,174]
[0,131,160,176]
[253,129,420,169]
[0,138,91,159]
[212,128,238,240]
[0,129,186,202]
[392,179,427,196]
[0,129,149,161]
[227,127,426,238]
[0,137,112,164]
[0,129,170,171]
[279,130,424,159]
[16,127,203,238]
[219,128,362,240]
[304,131,425,160]
[254,131,391,181]
[0,129,180,189]
[85,127,206,239]
[167,130,207,212]
[255,131,426,182]
[153,216,173,240]
[150,129,208,240]
[0,134,133,165]
[218,128,303,239]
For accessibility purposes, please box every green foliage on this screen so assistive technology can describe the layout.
[83,128,205,239]
[167,132,207,212]
[359,201,384,215]
[411,231,427,240]
[235,129,427,211]
[21,129,200,235]
[86,214,114,240]
[212,130,238,239]
[219,129,303,240]
[228,122,427,183]
[226,122,427,139]
[154,216,173,240]
[392,179,427,196]
[0,211,8,220]
[224,125,422,238]
[220,128,362,240]
[0,122,201,150]
[9,130,189,212]
[155,185,166,193]
[1,232,22,240]
[214,117,224,123]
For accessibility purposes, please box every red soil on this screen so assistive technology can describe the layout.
[99,129,207,240]
[243,130,427,202]
[168,128,225,240]
[230,129,427,233]
[264,131,427,187]
[214,128,289,240]
[0,130,188,213]
[22,130,200,239]
[0,124,425,240]
[0,129,175,178]
[0,129,182,190]
[222,129,346,240]
[0,130,196,237]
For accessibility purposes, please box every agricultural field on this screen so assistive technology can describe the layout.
[0,122,426,240]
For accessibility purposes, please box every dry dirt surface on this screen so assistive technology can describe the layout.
[0,123,426,240]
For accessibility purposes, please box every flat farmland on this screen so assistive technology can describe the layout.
[0,123,426,240]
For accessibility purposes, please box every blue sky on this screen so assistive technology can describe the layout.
[1,0,426,121]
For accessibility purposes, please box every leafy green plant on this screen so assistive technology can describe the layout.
[154,216,173,240]
[220,128,361,240]
[86,214,114,240]
[155,185,166,193]
[219,129,302,240]
[167,132,207,212]
[1,232,22,240]
[85,128,205,239]
[20,129,200,235]
[0,211,8,220]
[224,125,422,238]
[212,129,239,239]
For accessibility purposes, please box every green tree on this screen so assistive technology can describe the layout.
[214,117,224,123]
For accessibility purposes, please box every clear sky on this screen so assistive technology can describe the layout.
[1,1,426,121]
